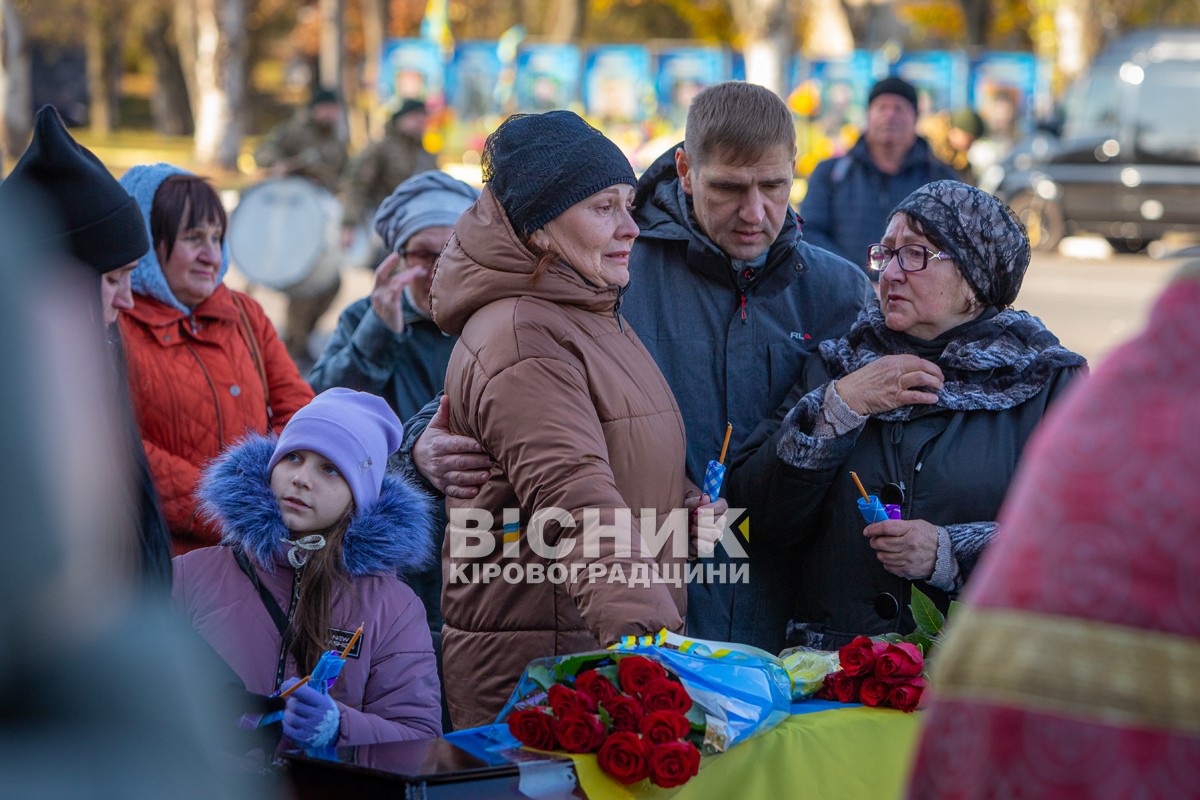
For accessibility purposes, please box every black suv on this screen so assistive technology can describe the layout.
[983,28,1200,252]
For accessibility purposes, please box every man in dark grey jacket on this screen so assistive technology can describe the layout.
[619,82,873,649]
[401,83,873,654]
[801,77,957,273]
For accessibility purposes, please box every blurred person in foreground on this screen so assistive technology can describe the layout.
[118,163,314,555]
[730,180,1086,648]
[428,110,727,728]
[801,77,957,273]
[0,105,171,590]
[0,205,271,799]
[907,260,1200,799]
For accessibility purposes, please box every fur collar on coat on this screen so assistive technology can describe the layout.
[197,433,436,579]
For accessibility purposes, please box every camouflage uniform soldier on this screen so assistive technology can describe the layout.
[253,88,349,368]
[341,99,438,236]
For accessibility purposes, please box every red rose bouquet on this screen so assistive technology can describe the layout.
[499,631,792,789]
[504,653,702,786]
[814,637,927,711]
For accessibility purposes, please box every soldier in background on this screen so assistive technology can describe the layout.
[253,88,349,368]
[340,99,437,250]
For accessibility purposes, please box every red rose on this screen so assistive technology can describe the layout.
[553,711,607,753]
[596,731,650,784]
[889,678,926,712]
[641,710,691,746]
[838,636,888,678]
[575,671,621,704]
[617,655,667,695]
[859,677,891,707]
[875,642,924,680]
[601,694,644,733]
[641,677,693,714]
[548,684,597,716]
[824,670,860,704]
[507,708,556,750]
[647,740,701,788]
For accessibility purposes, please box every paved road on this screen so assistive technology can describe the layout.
[233,236,1192,372]
[1017,240,1187,366]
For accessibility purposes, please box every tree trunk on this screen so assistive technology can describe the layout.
[174,0,199,117]
[800,0,854,59]
[0,0,32,172]
[960,0,990,47]
[145,9,194,135]
[729,0,794,96]
[362,0,386,138]
[192,0,247,169]
[318,0,344,94]
[545,0,585,42]
[1054,0,1092,83]
[85,0,123,134]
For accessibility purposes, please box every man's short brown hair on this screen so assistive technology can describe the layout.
[684,81,796,167]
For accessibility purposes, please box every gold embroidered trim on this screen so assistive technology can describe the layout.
[932,607,1200,733]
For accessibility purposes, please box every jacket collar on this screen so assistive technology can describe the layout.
[124,283,241,329]
[430,187,622,336]
[197,433,437,579]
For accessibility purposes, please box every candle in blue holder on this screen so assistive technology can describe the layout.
[857,495,890,523]
[850,471,889,523]
[703,423,733,500]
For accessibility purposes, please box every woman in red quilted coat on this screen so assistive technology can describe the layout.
[118,164,314,554]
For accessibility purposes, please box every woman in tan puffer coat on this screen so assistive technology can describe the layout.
[430,112,725,729]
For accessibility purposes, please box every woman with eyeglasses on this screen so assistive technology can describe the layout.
[309,171,479,421]
[729,180,1086,649]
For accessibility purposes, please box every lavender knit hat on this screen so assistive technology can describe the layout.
[268,388,404,514]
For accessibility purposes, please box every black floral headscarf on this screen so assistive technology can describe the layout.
[889,180,1031,309]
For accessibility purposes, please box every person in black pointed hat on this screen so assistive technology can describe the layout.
[0,105,172,591]
[0,105,149,326]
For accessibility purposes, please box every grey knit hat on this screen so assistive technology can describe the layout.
[482,111,636,236]
[889,180,1031,309]
[373,170,479,253]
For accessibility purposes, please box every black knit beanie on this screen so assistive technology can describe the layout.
[482,111,636,237]
[0,106,148,274]
[868,77,919,113]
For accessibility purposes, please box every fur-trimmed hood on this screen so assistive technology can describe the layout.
[197,433,436,580]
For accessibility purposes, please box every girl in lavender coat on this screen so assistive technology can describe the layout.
[172,388,441,747]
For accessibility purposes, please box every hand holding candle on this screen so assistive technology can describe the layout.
[703,423,733,501]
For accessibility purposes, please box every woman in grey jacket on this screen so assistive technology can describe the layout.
[729,180,1086,650]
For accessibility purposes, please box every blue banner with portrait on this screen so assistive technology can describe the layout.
[513,43,582,113]
[584,44,654,123]
[805,51,876,135]
[447,40,502,121]
[895,51,970,116]
[969,52,1049,140]
[379,38,446,109]
[654,46,731,127]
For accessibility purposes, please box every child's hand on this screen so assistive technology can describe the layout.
[281,678,341,748]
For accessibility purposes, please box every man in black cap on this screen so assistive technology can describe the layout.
[801,76,956,274]
[0,105,172,590]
